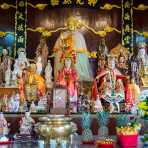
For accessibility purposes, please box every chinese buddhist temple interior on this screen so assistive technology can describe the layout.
[0,0,147,147]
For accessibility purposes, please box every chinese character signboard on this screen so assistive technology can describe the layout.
[122,0,133,53]
[50,0,100,8]
[15,0,27,52]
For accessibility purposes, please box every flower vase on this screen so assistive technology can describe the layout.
[97,111,109,138]
[82,112,93,142]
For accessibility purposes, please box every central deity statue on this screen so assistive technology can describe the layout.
[53,16,93,81]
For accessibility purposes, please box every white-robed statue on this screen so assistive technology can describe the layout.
[36,56,43,75]
[53,16,93,81]
[12,48,29,81]
[19,112,35,135]
[45,60,53,88]
[5,59,11,86]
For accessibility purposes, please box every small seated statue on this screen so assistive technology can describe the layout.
[2,95,9,112]
[0,112,9,136]
[8,93,20,112]
[19,112,35,135]
[8,91,16,112]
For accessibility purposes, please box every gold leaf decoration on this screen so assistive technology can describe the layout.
[113,28,121,34]
[134,30,148,38]
[0,32,6,37]
[27,27,44,32]
[97,31,107,37]
[104,26,114,32]
[0,3,16,9]
[143,32,148,38]
[42,31,52,37]
[28,3,48,10]
[0,31,14,37]
[100,3,121,10]
[133,4,148,11]
[35,4,48,10]
[27,27,52,37]
[104,26,121,34]
[36,27,45,32]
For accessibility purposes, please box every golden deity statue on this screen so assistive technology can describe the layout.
[53,16,93,81]
[25,64,46,102]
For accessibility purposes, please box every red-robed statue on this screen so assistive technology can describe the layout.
[91,55,127,112]
[56,50,78,113]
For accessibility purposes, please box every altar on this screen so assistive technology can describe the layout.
[0,135,144,148]
[0,0,147,146]
[3,113,146,135]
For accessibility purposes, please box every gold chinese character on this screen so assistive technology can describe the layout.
[19,1,25,7]
[17,24,24,31]
[124,35,130,44]
[124,1,130,9]
[18,12,24,20]
[124,13,130,20]
[63,0,72,5]
[125,25,130,32]
[88,0,97,7]
[50,0,60,6]
[76,0,84,5]
[18,36,24,43]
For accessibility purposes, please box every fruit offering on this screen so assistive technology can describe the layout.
[96,138,115,147]
[116,126,138,135]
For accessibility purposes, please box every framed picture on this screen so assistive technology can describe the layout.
[52,85,68,110]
